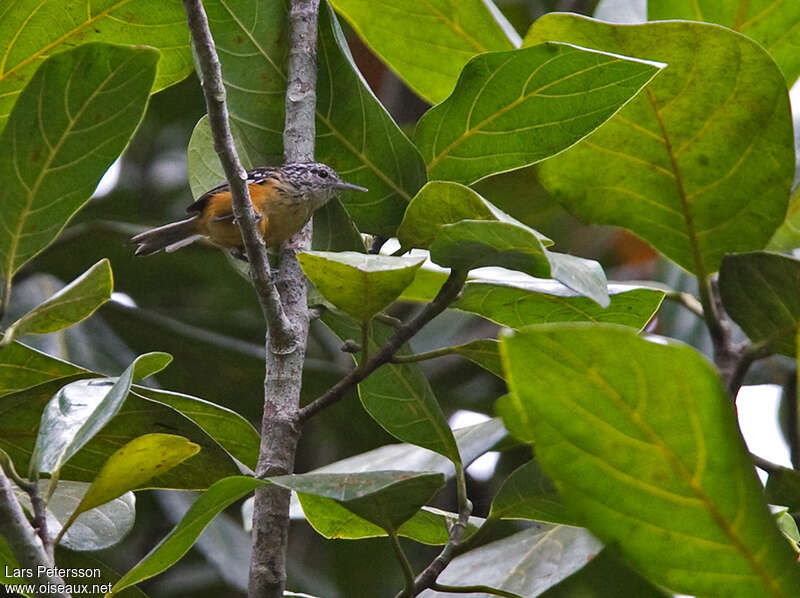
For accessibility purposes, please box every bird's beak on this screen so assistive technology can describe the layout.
[335,181,369,192]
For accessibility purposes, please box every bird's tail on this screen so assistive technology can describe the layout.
[131,217,203,256]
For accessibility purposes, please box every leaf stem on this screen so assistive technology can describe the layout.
[389,531,417,596]
[431,583,523,598]
[391,346,459,364]
[664,290,704,319]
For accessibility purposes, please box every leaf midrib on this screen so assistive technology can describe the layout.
[539,335,790,598]
[4,51,136,278]
[0,0,131,80]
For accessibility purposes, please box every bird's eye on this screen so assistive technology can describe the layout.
[317,169,328,179]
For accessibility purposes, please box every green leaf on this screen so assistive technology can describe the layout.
[430,220,610,306]
[0,43,158,278]
[303,418,507,478]
[766,468,800,514]
[454,280,663,330]
[539,548,670,598]
[416,42,663,185]
[449,339,504,379]
[0,0,191,130]
[14,480,135,551]
[489,460,581,526]
[59,434,200,539]
[648,0,800,86]
[111,476,268,594]
[768,186,800,251]
[0,379,243,489]
[29,354,148,477]
[0,341,87,397]
[271,471,445,533]
[719,252,800,356]
[396,181,534,250]
[53,549,151,598]
[321,310,460,463]
[298,252,425,321]
[501,324,800,597]
[131,352,173,382]
[494,393,533,444]
[2,259,112,344]
[422,526,602,597]
[528,15,795,275]
[132,386,261,471]
[328,0,518,103]
[312,198,366,252]
[297,494,480,544]
[197,1,426,236]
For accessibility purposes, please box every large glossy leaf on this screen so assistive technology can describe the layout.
[2,259,112,345]
[297,494,480,544]
[529,15,795,276]
[0,341,88,397]
[718,252,800,356]
[14,480,135,551]
[321,310,460,463]
[132,387,261,471]
[328,0,518,103]
[415,42,662,185]
[489,460,581,526]
[298,252,425,321]
[501,324,800,597]
[0,0,191,130]
[454,280,663,330]
[111,476,268,594]
[272,471,445,533]
[59,434,200,539]
[197,1,426,236]
[539,548,670,598]
[0,43,158,278]
[396,181,540,250]
[29,354,146,477]
[648,0,800,86]
[0,378,241,489]
[430,220,610,306]
[420,526,602,598]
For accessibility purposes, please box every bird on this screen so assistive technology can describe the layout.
[131,162,367,257]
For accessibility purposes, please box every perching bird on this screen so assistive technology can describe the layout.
[131,162,367,257]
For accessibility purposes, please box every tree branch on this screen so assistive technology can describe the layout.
[0,467,68,598]
[298,269,468,422]
[395,465,472,597]
[181,0,293,354]
[247,1,321,597]
[727,339,773,398]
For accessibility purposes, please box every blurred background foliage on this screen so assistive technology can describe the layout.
[10,0,794,596]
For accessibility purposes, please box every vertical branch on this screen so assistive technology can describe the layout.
[249,2,321,597]
[182,0,294,354]
[0,468,68,598]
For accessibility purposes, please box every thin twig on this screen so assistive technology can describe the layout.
[664,290,704,319]
[181,0,293,354]
[391,346,459,364]
[0,467,68,597]
[396,464,472,597]
[298,269,468,422]
[751,452,789,476]
[728,339,773,398]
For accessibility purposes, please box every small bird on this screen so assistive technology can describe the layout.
[131,162,367,257]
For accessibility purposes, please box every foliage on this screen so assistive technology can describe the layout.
[0,1,799,597]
